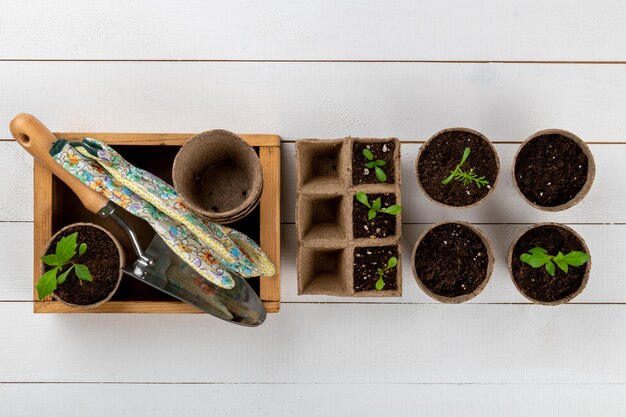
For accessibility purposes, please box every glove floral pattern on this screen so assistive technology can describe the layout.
[50,138,276,290]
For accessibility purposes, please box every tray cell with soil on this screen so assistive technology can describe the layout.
[508,223,591,305]
[296,137,402,297]
[353,245,401,295]
[412,221,494,303]
[513,129,595,211]
[352,139,399,185]
[416,128,499,207]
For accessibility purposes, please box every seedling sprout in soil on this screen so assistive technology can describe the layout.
[375,256,398,291]
[442,147,489,188]
[355,191,401,220]
[37,232,93,299]
[520,247,590,277]
[362,148,387,183]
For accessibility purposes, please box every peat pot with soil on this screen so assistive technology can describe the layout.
[416,128,499,208]
[411,221,494,303]
[508,223,591,305]
[39,223,124,308]
[513,129,595,211]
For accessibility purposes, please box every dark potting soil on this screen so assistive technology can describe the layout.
[418,130,498,206]
[514,134,589,207]
[44,225,121,305]
[413,223,489,298]
[510,225,588,303]
[352,141,396,185]
[353,193,397,239]
[353,245,399,292]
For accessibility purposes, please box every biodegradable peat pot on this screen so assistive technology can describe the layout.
[512,129,595,211]
[172,129,263,224]
[416,128,499,208]
[508,223,591,305]
[411,221,494,303]
[296,137,402,297]
[41,223,124,309]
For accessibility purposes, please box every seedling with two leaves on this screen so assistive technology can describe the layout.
[441,147,489,188]
[375,256,398,291]
[37,232,93,300]
[520,247,590,277]
[355,192,401,220]
[362,148,388,183]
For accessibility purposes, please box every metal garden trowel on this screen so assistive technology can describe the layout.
[11,113,267,326]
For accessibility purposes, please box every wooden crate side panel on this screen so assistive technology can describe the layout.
[53,132,281,147]
[259,146,281,307]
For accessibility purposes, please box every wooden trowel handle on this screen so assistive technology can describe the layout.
[10,113,109,214]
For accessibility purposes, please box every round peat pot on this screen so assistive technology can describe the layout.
[512,129,595,211]
[416,128,499,208]
[172,130,263,224]
[41,223,124,309]
[411,221,494,303]
[508,223,591,305]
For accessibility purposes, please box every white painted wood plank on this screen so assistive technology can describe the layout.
[0,302,626,383]
[282,143,624,224]
[0,62,626,142]
[283,224,626,304]
[1,383,625,417]
[2,140,621,224]
[1,0,625,61]
[1,223,623,303]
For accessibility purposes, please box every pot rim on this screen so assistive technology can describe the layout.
[415,127,500,209]
[411,220,494,303]
[511,128,596,212]
[507,222,591,305]
[41,222,125,309]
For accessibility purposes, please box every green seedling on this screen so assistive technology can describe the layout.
[37,232,93,300]
[355,192,402,221]
[362,148,387,183]
[520,247,590,277]
[441,147,489,188]
[375,256,398,291]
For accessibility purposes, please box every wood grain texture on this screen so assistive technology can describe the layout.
[53,132,281,147]
[33,300,280,314]
[259,147,281,305]
[1,0,625,61]
[1,302,626,384]
[1,383,625,417]
[2,62,626,142]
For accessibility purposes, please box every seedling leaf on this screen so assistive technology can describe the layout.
[36,268,58,300]
[41,254,60,267]
[78,242,87,257]
[562,251,591,266]
[380,205,401,215]
[368,209,377,221]
[375,276,385,291]
[356,192,370,208]
[545,260,556,276]
[387,256,398,268]
[441,147,489,188]
[55,232,78,264]
[374,166,387,182]
[375,160,386,167]
[520,247,590,276]
[362,148,374,161]
[372,197,382,211]
[74,264,93,282]
[57,265,73,285]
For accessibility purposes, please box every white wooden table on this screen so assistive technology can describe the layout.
[1,1,626,415]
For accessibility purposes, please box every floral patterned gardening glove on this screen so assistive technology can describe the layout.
[49,138,276,290]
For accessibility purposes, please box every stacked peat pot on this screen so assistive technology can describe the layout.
[173,130,263,224]
[412,128,499,303]
[296,138,402,296]
[411,127,595,305]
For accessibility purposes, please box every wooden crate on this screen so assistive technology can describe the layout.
[33,132,281,313]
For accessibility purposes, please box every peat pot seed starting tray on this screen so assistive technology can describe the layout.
[32,132,281,313]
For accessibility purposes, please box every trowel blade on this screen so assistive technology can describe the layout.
[123,235,266,327]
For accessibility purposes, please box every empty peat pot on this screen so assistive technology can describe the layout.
[508,223,591,305]
[416,128,499,208]
[411,221,494,303]
[512,129,595,211]
[173,130,263,223]
[41,223,124,309]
